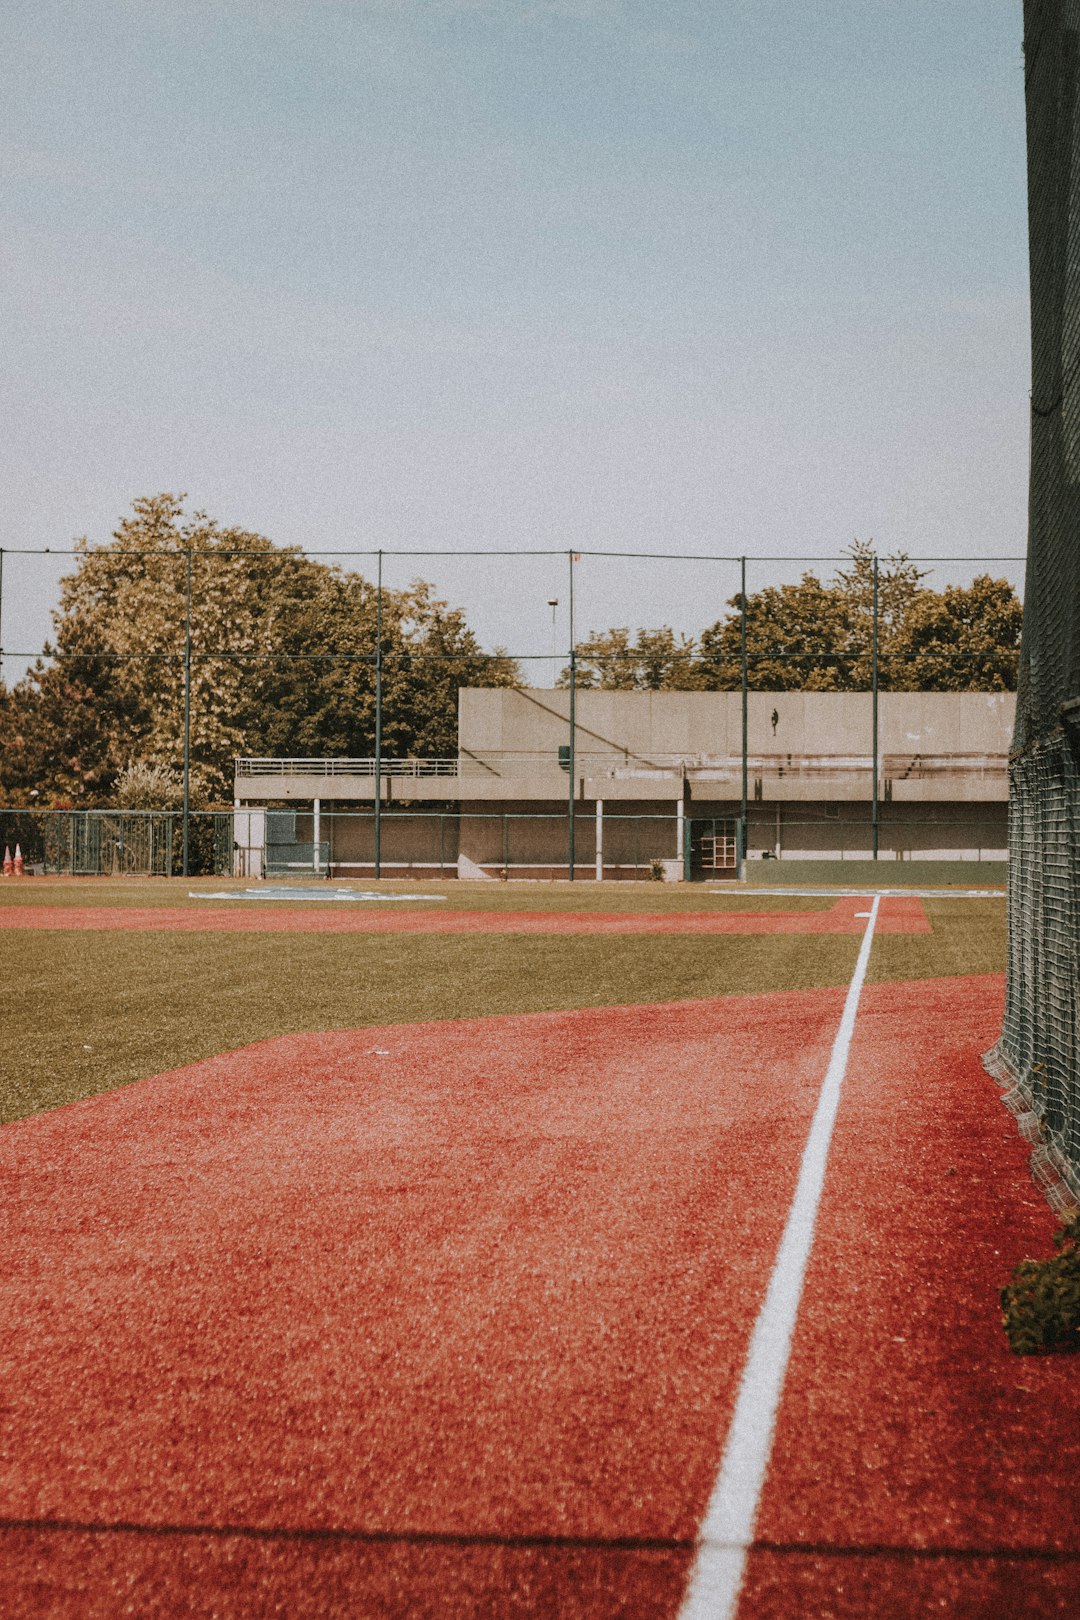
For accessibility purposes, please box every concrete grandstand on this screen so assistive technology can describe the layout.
[232,689,1012,880]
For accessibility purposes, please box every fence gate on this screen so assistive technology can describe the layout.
[686,817,739,879]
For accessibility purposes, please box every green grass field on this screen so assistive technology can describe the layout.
[0,880,1006,1125]
[743,859,1006,888]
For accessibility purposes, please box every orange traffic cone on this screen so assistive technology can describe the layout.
[12,845,23,877]
[2,847,11,877]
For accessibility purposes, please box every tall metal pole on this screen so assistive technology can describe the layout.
[0,547,5,689]
[871,553,879,861]
[740,556,748,836]
[567,550,576,882]
[182,549,192,878]
[374,549,383,880]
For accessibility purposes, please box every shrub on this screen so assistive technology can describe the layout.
[1001,1209,1080,1354]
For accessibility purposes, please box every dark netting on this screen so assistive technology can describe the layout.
[990,1,1080,1201]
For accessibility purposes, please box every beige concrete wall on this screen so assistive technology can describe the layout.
[459,688,1015,763]
[236,691,1013,811]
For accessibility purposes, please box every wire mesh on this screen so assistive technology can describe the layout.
[990,2,1080,1200]
[0,810,234,878]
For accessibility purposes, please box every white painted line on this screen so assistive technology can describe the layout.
[709,887,1002,899]
[678,895,880,1620]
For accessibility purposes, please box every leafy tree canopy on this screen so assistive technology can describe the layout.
[3,495,518,808]
[568,543,1021,695]
[560,626,704,691]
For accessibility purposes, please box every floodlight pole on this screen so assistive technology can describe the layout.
[182,549,192,878]
[374,548,383,880]
[568,549,576,882]
[871,554,879,861]
[740,556,748,830]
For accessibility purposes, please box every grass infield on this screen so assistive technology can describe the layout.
[0,882,1005,1124]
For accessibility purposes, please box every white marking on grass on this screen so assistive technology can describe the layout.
[678,895,880,1620]
[708,887,1002,899]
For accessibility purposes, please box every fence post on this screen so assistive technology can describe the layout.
[740,556,748,836]
[567,549,576,882]
[872,554,879,861]
[182,549,192,878]
[375,548,383,880]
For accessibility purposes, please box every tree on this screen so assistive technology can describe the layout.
[111,761,184,809]
[887,576,1022,691]
[833,540,928,686]
[697,573,855,691]
[569,544,1022,695]
[2,651,132,806]
[6,494,520,806]
[253,570,517,761]
[560,626,704,690]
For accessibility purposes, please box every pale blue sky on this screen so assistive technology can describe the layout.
[1,1,1029,682]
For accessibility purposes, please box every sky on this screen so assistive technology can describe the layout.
[1,0,1030,687]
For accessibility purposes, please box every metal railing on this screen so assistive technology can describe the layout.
[236,757,460,778]
[236,750,1010,783]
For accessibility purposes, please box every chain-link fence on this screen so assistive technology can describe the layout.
[0,809,234,878]
[226,805,1007,885]
[989,1,1080,1202]
[0,527,1023,882]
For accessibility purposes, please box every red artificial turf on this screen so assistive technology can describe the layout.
[0,988,842,1617]
[0,894,929,935]
[741,973,1080,1618]
[3,973,1074,1618]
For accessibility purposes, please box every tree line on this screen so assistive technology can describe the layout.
[0,503,1022,810]
[0,495,518,809]
[563,544,1021,694]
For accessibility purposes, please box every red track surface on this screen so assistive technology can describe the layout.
[2,975,1076,1617]
[0,894,929,934]
[743,974,1080,1618]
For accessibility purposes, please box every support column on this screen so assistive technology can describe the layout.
[740,556,748,830]
[313,798,321,875]
[676,796,684,868]
[567,549,576,882]
[871,553,880,861]
[595,799,604,881]
[182,549,192,879]
[374,549,383,880]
